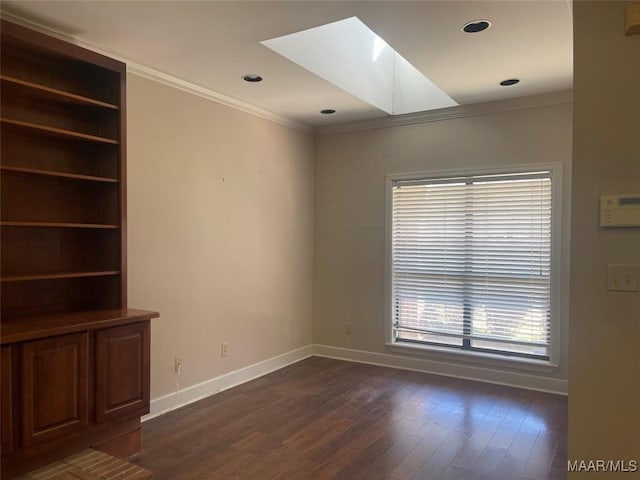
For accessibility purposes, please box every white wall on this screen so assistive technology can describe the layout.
[314,101,572,391]
[126,73,315,400]
[569,2,640,475]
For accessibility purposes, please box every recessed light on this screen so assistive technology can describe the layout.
[462,20,491,33]
[242,74,263,83]
[500,78,520,86]
[320,109,336,114]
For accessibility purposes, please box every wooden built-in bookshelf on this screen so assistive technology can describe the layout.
[0,20,158,479]
[0,25,123,312]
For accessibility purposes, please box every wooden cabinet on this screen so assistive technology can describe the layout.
[0,21,158,479]
[21,333,89,446]
[96,323,150,423]
[1,346,14,455]
[1,317,156,478]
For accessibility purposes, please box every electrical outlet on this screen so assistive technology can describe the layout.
[221,343,229,357]
[345,322,352,335]
[174,357,182,373]
[608,264,639,291]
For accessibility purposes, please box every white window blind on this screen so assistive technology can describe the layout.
[391,171,552,358]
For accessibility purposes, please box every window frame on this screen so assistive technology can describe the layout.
[384,163,563,371]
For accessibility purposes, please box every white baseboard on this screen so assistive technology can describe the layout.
[313,344,568,395]
[142,344,313,421]
[143,342,566,422]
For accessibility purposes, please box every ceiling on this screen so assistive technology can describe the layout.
[1,1,573,128]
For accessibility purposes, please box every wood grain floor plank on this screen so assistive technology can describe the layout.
[439,464,485,480]
[494,430,539,479]
[413,429,471,479]
[389,423,451,479]
[520,431,557,479]
[451,415,502,469]
[546,436,569,480]
[473,444,508,477]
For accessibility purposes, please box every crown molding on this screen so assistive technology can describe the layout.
[125,63,314,134]
[315,90,574,136]
[0,11,314,135]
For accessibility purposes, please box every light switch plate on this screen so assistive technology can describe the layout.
[607,264,639,292]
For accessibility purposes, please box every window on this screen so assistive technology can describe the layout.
[387,166,560,363]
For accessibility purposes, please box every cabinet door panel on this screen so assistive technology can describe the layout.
[1,345,14,455]
[21,333,89,446]
[95,322,149,422]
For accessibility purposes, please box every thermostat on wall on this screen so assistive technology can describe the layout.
[600,194,640,227]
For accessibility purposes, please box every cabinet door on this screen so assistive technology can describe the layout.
[95,322,150,423]
[1,345,14,455]
[21,333,89,446]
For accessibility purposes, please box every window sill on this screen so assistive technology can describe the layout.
[386,341,559,374]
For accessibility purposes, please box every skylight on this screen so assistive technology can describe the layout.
[261,17,458,115]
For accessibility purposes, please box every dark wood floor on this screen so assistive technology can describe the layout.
[133,357,567,480]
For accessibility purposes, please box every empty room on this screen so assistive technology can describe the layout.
[0,1,638,479]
